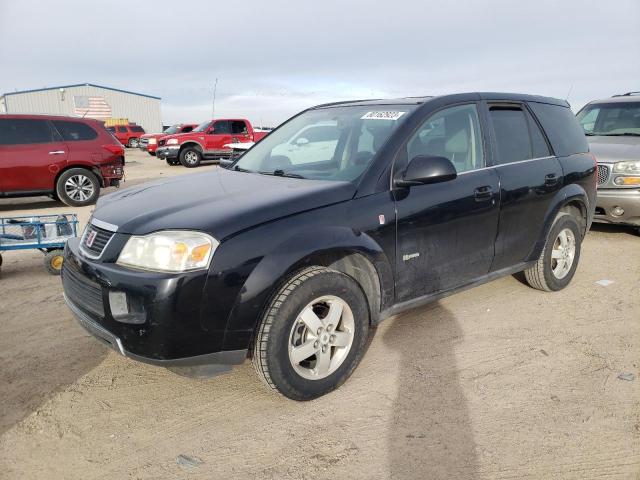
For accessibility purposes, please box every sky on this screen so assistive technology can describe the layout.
[1,0,638,127]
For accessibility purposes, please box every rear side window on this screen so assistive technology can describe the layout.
[52,120,98,141]
[231,121,248,134]
[489,105,550,164]
[0,118,58,145]
[528,102,589,156]
[117,126,128,133]
[130,126,144,133]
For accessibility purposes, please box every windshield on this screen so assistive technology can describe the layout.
[577,102,640,136]
[194,121,211,133]
[233,105,416,182]
[163,124,180,135]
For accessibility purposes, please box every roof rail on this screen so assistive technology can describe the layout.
[612,91,640,97]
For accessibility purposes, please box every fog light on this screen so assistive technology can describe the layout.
[611,206,625,217]
[109,291,129,317]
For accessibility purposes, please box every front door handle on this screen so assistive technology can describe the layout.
[48,150,65,155]
[474,185,493,201]
[545,173,559,186]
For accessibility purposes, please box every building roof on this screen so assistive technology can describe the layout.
[0,83,161,100]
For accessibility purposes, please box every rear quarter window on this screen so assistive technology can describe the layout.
[528,102,589,157]
[130,126,144,133]
[52,120,98,141]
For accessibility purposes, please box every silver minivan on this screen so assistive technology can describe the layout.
[576,92,640,231]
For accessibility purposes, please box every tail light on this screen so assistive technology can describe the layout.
[103,144,124,155]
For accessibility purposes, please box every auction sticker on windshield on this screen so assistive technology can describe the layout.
[361,111,406,121]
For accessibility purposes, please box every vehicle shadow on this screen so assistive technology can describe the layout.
[588,222,639,237]
[383,302,479,479]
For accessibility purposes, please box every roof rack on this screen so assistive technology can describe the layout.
[612,91,640,97]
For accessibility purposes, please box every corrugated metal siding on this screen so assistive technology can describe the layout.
[1,85,162,132]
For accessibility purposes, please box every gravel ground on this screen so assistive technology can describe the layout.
[0,149,638,479]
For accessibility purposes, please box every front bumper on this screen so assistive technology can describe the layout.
[594,188,640,226]
[61,237,246,371]
[156,146,179,159]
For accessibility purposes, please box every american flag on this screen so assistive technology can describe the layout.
[73,95,112,119]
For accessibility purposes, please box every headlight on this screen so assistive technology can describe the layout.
[613,161,640,174]
[148,138,157,145]
[166,138,179,145]
[117,231,218,272]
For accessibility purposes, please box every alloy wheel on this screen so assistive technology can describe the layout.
[550,228,576,279]
[64,174,95,202]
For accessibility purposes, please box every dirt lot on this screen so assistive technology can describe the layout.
[0,149,638,479]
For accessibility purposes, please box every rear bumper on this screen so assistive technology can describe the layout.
[594,188,640,226]
[156,146,179,159]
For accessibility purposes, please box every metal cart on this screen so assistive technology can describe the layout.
[0,214,79,275]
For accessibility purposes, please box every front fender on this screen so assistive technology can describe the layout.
[215,225,394,351]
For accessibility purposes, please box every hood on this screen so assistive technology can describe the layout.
[160,132,201,143]
[587,136,640,163]
[92,168,356,240]
[141,133,164,140]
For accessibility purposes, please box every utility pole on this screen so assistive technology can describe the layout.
[211,78,218,119]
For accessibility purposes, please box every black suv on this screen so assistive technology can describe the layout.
[62,93,596,400]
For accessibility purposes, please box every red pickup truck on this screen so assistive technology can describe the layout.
[106,124,146,148]
[138,123,198,156]
[156,118,269,167]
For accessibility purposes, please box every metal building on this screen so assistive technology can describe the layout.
[0,83,162,133]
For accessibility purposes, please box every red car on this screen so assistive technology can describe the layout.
[0,114,125,206]
[138,123,198,155]
[106,124,146,148]
[156,118,269,167]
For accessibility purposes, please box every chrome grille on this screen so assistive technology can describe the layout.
[597,164,610,186]
[81,224,114,258]
[139,138,149,146]
[62,263,104,317]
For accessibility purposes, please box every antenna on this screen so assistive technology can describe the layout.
[565,83,574,103]
[211,78,218,119]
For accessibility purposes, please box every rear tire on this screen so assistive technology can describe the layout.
[179,147,202,168]
[44,249,64,275]
[524,213,582,291]
[56,168,100,207]
[252,266,369,400]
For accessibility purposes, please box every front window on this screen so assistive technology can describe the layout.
[233,105,417,182]
[576,102,640,136]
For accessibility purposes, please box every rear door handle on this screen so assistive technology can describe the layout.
[545,173,559,186]
[474,185,493,201]
[49,150,65,155]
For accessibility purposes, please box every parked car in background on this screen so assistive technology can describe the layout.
[156,118,269,167]
[138,123,198,156]
[62,93,595,400]
[0,114,124,206]
[106,124,145,148]
[576,92,640,230]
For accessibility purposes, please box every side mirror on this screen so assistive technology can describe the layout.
[219,158,234,169]
[395,155,457,187]
[207,128,216,134]
[295,137,309,146]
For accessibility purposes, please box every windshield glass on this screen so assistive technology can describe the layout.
[234,105,416,182]
[576,102,640,136]
[163,124,179,134]
[194,121,211,133]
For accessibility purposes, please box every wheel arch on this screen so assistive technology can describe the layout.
[179,141,204,153]
[528,184,590,262]
[220,226,395,351]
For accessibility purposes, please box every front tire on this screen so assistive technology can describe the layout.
[56,168,100,207]
[252,266,369,400]
[524,213,582,291]
[179,147,202,168]
[127,137,139,148]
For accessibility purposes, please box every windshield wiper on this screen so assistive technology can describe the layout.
[589,132,640,137]
[260,169,306,179]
